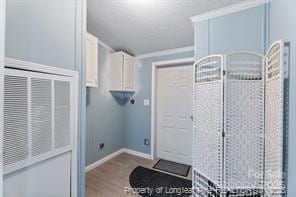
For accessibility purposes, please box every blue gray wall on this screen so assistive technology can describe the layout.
[269,0,296,196]
[194,5,267,59]
[5,0,86,196]
[5,0,77,69]
[85,44,125,166]
[85,43,194,164]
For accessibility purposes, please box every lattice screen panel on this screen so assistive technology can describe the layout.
[195,55,223,83]
[265,41,284,197]
[3,68,74,174]
[225,52,263,80]
[224,80,264,189]
[193,55,223,195]
[224,53,265,192]
[194,81,223,185]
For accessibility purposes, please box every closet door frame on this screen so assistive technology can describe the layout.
[0,0,6,196]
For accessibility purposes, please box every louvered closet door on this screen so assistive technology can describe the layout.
[4,68,73,173]
[3,68,74,197]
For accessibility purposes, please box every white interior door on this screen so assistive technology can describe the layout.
[156,65,193,165]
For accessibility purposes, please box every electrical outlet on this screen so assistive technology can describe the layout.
[99,143,104,150]
[144,139,149,145]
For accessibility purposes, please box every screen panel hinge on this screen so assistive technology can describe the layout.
[283,42,290,79]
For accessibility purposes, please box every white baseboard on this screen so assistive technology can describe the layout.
[85,148,152,172]
[85,149,124,172]
[122,148,152,160]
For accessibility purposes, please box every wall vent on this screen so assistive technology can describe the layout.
[3,68,75,174]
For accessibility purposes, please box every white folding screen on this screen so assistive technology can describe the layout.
[4,68,75,175]
[193,40,286,197]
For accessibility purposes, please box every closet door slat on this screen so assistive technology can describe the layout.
[4,75,29,166]
[31,78,52,157]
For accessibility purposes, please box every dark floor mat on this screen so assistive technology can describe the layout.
[129,166,192,197]
[153,159,191,177]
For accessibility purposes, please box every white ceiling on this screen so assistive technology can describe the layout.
[87,0,247,55]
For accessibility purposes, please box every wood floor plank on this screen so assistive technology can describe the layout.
[85,152,192,197]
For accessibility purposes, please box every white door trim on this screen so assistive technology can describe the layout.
[151,57,194,160]
[0,0,6,196]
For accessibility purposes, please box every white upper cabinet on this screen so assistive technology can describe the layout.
[86,33,98,88]
[109,51,136,92]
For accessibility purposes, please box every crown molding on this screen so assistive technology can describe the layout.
[136,46,194,60]
[97,38,114,52]
[191,0,269,23]
[87,32,114,52]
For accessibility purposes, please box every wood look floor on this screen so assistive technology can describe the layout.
[85,153,192,197]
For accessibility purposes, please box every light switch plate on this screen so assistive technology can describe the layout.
[144,99,150,106]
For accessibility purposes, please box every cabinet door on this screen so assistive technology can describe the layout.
[122,55,135,91]
[86,33,98,87]
[109,53,123,91]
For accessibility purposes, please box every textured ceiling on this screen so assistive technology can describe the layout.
[87,0,247,55]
